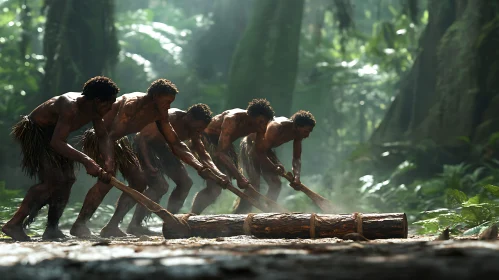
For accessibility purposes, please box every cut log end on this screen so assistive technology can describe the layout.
[161,212,191,239]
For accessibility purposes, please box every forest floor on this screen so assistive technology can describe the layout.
[0,232,498,280]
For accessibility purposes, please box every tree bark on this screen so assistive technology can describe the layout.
[371,0,499,150]
[226,0,304,116]
[42,0,118,99]
[189,0,252,81]
[163,213,408,239]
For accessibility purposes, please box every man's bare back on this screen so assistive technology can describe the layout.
[138,108,194,144]
[31,93,93,130]
[247,117,296,148]
[102,92,163,141]
[205,109,262,141]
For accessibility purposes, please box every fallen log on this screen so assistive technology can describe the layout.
[164,212,408,240]
[105,172,407,240]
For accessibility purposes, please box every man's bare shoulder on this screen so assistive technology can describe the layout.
[53,92,81,114]
[121,92,147,98]
[267,117,291,131]
[225,108,246,116]
[273,116,291,124]
[169,108,186,116]
[119,92,147,104]
[216,108,246,122]
[60,92,83,101]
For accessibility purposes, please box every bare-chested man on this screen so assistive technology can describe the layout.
[126,104,226,235]
[70,79,226,238]
[233,110,315,213]
[190,99,275,214]
[1,76,118,241]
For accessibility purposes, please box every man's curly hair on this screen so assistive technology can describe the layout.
[291,110,316,127]
[147,79,179,96]
[82,76,119,100]
[187,103,213,124]
[246,98,275,120]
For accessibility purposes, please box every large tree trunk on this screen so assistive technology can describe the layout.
[226,0,304,116]
[42,0,119,98]
[189,0,252,81]
[371,0,499,151]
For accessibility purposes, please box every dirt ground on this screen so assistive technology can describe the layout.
[1,232,498,280]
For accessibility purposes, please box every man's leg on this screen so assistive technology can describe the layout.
[233,151,261,214]
[262,169,282,202]
[43,164,76,240]
[190,180,222,214]
[165,162,193,214]
[2,159,57,241]
[100,162,147,237]
[127,172,169,236]
[70,179,113,237]
[2,183,51,241]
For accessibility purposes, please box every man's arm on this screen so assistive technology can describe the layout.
[155,120,205,171]
[255,126,283,174]
[92,117,114,174]
[215,118,247,185]
[50,101,101,177]
[191,135,227,179]
[292,139,303,183]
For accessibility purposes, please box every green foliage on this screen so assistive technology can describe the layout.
[0,181,22,225]
[343,135,499,235]
[415,185,499,235]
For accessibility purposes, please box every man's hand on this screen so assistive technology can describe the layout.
[274,163,285,175]
[85,160,112,184]
[236,177,251,190]
[289,176,302,191]
[84,159,102,178]
[145,164,159,176]
[216,173,230,188]
[198,167,222,183]
[98,169,112,184]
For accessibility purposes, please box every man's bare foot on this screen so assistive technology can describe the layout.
[70,222,93,238]
[42,227,67,240]
[2,223,31,242]
[126,224,161,236]
[100,225,127,238]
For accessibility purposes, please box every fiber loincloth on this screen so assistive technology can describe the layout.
[12,115,75,179]
[79,128,140,181]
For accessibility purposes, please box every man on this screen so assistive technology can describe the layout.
[190,99,275,214]
[70,79,226,238]
[233,110,316,213]
[127,103,226,235]
[1,76,118,241]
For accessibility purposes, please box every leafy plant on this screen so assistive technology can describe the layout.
[414,185,499,235]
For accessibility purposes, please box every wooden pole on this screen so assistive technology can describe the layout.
[280,171,336,213]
